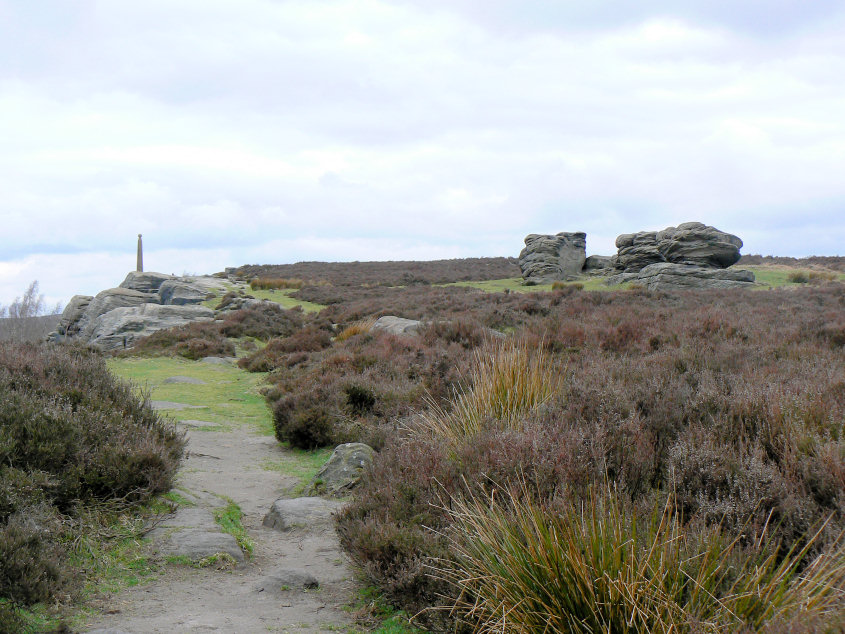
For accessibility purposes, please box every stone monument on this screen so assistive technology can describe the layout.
[136,234,143,273]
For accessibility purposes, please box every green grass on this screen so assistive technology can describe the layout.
[107,357,274,435]
[260,446,333,493]
[247,288,326,312]
[743,266,845,289]
[351,586,424,634]
[213,500,254,558]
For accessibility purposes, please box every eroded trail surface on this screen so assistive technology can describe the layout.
[84,415,359,633]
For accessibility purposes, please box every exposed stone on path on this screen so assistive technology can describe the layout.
[151,401,206,411]
[201,356,236,364]
[178,420,222,429]
[262,497,344,532]
[255,568,320,593]
[159,530,244,564]
[163,376,208,384]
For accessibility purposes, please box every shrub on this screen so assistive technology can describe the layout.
[120,321,235,360]
[272,391,344,450]
[788,271,810,284]
[0,342,185,609]
[219,302,304,341]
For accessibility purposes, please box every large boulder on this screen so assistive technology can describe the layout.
[519,232,587,283]
[607,263,755,290]
[53,294,93,338]
[614,222,743,272]
[370,316,421,336]
[86,303,214,350]
[119,271,174,294]
[583,255,614,272]
[76,288,156,338]
[304,443,375,497]
[159,279,212,305]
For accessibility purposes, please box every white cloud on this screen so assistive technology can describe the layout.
[1,0,844,305]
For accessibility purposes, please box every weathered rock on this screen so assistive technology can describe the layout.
[119,271,174,294]
[76,288,156,338]
[54,294,93,337]
[583,255,614,272]
[86,303,214,350]
[255,568,319,593]
[614,222,743,272]
[158,529,244,564]
[304,443,375,497]
[262,497,343,532]
[159,279,212,305]
[519,232,587,283]
[370,316,421,336]
[633,263,755,290]
[180,276,229,294]
[201,356,235,364]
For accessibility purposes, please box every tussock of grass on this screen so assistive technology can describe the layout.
[335,317,377,342]
[434,484,845,633]
[417,339,557,444]
[214,501,253,558]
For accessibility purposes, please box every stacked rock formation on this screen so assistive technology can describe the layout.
[607,222,755,290]
[613,222,743,272]
[49,272,228,350]
[519,232,587,283]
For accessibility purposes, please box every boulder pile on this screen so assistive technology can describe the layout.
[49,272,229,350]
[518,232,587,284]
[519,221,755,290]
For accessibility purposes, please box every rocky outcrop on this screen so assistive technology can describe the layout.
[607,263,756,290]
[519,232,587,283]
[119,271,174,294]
[87,303,214,350]
[76,288,156,339]
[159,279,211,305]
[304,443,375,497]
[613,222,743,273]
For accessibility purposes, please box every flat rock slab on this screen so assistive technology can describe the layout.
[163,375,207,384]
[255,568,319,593]
[151,401,206,411]
[262,497,344,532]
[154,507,217,530]
[201,356,236,364]
[158,529,244,564]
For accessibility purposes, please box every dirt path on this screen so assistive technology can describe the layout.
[83,418,360,633]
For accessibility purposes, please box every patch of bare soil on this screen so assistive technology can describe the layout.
[82,423,360,633]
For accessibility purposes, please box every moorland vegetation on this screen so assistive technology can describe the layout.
[2,256,844,632]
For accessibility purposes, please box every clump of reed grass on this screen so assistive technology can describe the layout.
[335,317,377,342]
[432,484,845,633]
[417,339,557,444]
[249,277,305,290]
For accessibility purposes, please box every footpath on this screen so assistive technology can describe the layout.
[83,397,358,633]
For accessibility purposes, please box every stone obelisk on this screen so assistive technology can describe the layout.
[136,234,143,272]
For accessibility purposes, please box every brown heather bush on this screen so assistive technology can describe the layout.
[0,342,185,613]
[249,276,305,290]
[335,285,845,630]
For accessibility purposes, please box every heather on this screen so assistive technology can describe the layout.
[333,284,845,631]
[0,342,185,623]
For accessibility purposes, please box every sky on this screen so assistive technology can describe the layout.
[1,0,844,308]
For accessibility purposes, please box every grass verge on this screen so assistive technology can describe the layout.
[260,446,333,493]
[213,501,253,558]
[107,357,273,435]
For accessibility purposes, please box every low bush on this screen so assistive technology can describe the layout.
[0,342,185,614]
[119,321,235,360]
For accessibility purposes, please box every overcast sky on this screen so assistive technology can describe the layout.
[2,0,844,307]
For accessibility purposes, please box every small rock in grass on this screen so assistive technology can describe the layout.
[201,356,236,364]
[163,375,207,384]
[150,401,206,410]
